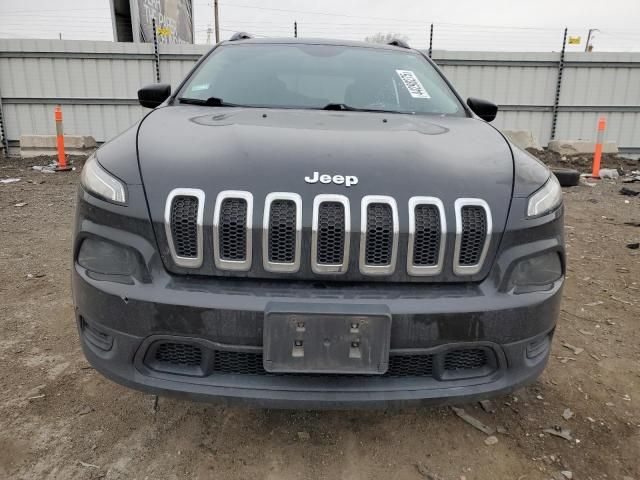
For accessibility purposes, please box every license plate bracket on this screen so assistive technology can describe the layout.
[263,303,391,375]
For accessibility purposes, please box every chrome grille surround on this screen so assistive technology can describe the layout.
[164,188,205,268]
[453,198,492,276]
[262,192,302,273]
[213,190,253,271]
[407,196,447,276]
[311,194,351,274]
[359,195,399,276]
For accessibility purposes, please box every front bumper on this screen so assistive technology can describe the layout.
[73,265,562,409]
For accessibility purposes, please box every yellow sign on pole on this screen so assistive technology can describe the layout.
[568,36,581,45]
[157,27,172,37]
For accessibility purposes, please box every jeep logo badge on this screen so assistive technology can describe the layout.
[304,171,358,187]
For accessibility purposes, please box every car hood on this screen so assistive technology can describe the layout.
[137,106,514,280]
[138,106,513,211]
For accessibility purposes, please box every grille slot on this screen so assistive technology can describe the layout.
[459,206,487,266]
[317,203,345,264]
[164,188,204,268]
[269,200,296,262]
[170,196,199,258]
[413,205,441,266]
[263,193,302,272]
[444,348,487,371]
[214,191,253,271]
[312,195,350,274]
[220,198,247,260]
[365,203,394,265]
[407,197,446,276]
[360,196,398,275]
[454,199,492,276]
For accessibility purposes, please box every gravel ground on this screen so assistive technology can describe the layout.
[0,154,638,480]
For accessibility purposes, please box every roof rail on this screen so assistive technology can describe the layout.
[229,32,253,41]
[387,39,410,49]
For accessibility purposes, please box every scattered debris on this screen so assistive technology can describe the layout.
[578,329,594,336]
[561,471,573,479]
[152,395,159,413]
[543,426,573,442]
[297,431,310,441]
[496,426,507,434]
[77,406,93,416]
[14,202,27,207]
[611,296,633,305]
[584,300,603,307]
[32,164,57,174]
[27,394,46,401]
[415,462,430,478]
[624,221,640,227]
[78,461,100,469]
[0,177,20,184]
[479,399,496,413]
[626,242,639,250]
[562,342,584,355]
[451,406,495,435]
[620,187,640,196]
[484,435,498,446]
[562,408,574,420]
[599,168,619,179]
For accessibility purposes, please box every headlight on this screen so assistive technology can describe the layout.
[80,155,126,204]
[527,174,562,218]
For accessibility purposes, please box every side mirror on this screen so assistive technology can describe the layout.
[138,83,171,108]
[466,97,498,122]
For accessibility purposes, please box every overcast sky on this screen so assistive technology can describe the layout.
[1,0,639,51]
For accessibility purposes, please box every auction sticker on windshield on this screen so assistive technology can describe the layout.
[396,70,431,99]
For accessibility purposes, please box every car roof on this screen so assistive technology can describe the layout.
[220,36,415,52]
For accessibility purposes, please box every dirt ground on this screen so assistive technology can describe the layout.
[0,154,638,480]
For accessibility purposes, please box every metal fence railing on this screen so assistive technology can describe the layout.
[1,39,640,156]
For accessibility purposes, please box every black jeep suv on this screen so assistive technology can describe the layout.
[72,36,564,408]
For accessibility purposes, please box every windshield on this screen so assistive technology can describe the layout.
[179,43,465,116]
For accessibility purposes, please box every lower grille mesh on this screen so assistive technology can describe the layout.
[219,198,248,261]
[365,203,394,265]
[268,199,297,263]
[148,342,492,378]
[170,196,199,258]
[155,343,203,367]
[413,204,441,266]
[459,206,487,266]
[316,202,346,265]
[444,348,487,371]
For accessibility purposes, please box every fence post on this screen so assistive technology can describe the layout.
[152,18,161,83]
[428,23,434,58]
[0,90,8,156]
[550,27,567,141]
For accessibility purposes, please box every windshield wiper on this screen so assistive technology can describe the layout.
[320,103,409,114]
[178,96,241,107]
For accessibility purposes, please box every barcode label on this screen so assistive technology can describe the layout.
[396,70,431,99]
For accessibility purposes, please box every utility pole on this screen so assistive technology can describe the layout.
[206,26,212,44]
[585,28,599,52]
[428,23,433,58]
[294,21,297,38]
[214,0,219,43]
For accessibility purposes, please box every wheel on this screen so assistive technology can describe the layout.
[551,167,581,187]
